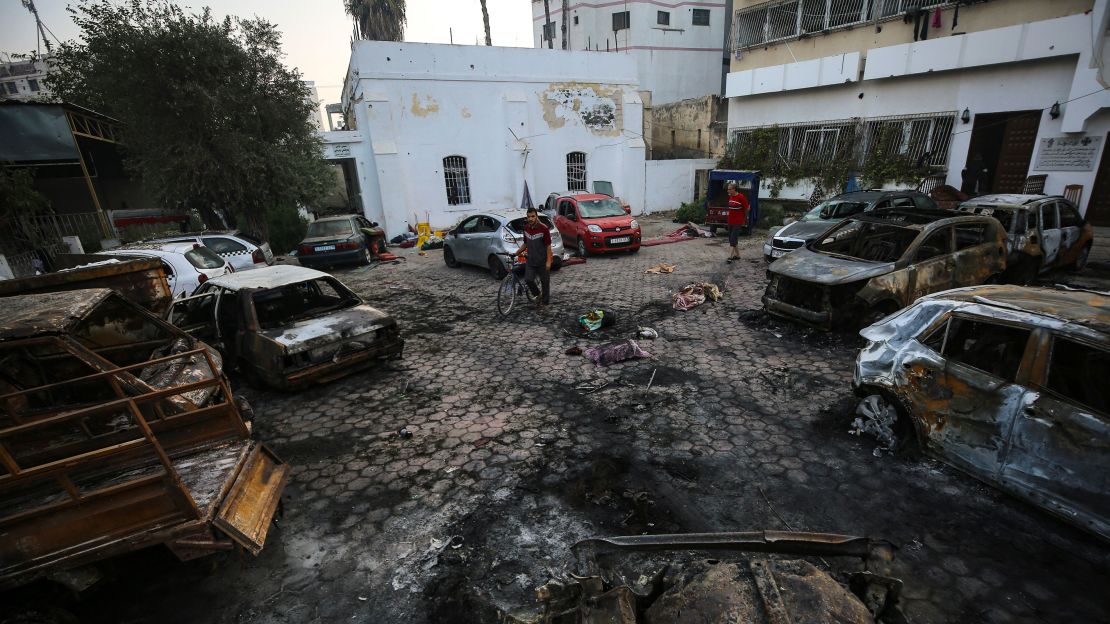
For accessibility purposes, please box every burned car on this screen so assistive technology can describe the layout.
[167,265,403,389]
[853,285,1109,541]
[957,194,1094,283]
[763,209,1007,330]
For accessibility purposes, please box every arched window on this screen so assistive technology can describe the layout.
[566,152,587,192]
[443,155,471,205]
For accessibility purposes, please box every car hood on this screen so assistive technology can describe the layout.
[775,220,834,241]
[583,215,635,228]
[261,304,395,353]
[770,247,895,285]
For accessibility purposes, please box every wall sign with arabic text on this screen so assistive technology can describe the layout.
[325,143,353,160]
[1034,135,1103,172]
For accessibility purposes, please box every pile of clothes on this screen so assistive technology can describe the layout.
[584,340,651,366]
[672,282,722,311]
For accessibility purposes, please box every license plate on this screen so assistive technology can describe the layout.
[610,236,630,244]
[770,248,786,258]
[315,245,335,252]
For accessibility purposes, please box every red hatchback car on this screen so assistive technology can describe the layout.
[552,193,640,256]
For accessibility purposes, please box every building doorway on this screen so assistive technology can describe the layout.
[1086,132,1110,226]
[964,111,1040,194]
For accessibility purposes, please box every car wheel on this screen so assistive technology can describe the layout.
[362,247,373,265]
[1071,243,1092,272]
[629,245,640,254]
[577,238,588,258]
[444,245,459,268]
[488,254,507,280]
[854,393,915,453]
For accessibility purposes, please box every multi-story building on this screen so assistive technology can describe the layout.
[725,0,1110,223]
[530,0,732,105]
[0,55,52,101]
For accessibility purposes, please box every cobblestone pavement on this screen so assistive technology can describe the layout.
[78,232,1110,624]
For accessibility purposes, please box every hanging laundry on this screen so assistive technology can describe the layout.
[931,8,942,29]
[952,5,959,29]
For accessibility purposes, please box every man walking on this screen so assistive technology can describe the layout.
[725,182,750,264]
[516,207,553,307]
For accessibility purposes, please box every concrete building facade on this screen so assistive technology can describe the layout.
[0,55,52,101]
[324,41,647,237]
[652,94,728,159]
[530,0,731,105]
[724,0,1110,223]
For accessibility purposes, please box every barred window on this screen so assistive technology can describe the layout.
[692,8,710,25]
[731,0,948,52]
[612,11,630,31]
[567,152,587,192]
[443,156,471,206]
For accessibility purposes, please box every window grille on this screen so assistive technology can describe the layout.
[443,156,471,206]
[613,11,630,31]
[658,11,670,26]
[692,8,711,26]
[567,152,587,191]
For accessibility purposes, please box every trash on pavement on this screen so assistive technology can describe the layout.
[637,326,658,339]
[673,282,722,311]
[584,339,651,366]
[565,346,583,355]
[578,309,616,332]
[420,236,444,250]
[645,262,676,274]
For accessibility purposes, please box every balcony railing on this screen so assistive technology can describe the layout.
[731,0,952,52]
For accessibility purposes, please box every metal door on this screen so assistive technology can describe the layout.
[453,215,482,263]
[993,114,1040,193]
[1087,131,1110,226]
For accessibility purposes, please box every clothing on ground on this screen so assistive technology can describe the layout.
[584,340,651,366]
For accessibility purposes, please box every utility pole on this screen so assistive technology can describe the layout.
[560,0,569,50]
[21,0,53,55]
[543,0,553,49]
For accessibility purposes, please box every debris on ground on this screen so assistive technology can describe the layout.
[637,326,658,339]
[420,236,444,250]
[642,223,713,247]
[645,262,676,274]
[578,309,617,332]
[562,257,587,267]
[565,346,583,355]
[584,339,651,366]
[849,395,900,452]
[672,282,722,311]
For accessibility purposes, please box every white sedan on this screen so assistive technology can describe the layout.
[101,242,233,298]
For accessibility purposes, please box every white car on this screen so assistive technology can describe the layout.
[150,231,274,272]
[101,242,232,298]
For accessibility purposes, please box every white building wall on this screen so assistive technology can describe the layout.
[334,42,647,237]
[0,56,51,101]
[644,158,718,213]
[530,0,727,104]
[725,10,1110,216]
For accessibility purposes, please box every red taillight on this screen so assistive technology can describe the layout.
[299,245,314,255]
[198,273,208,284]
[252,248,265,264]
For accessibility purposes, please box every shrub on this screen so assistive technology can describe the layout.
[674,197,706,224]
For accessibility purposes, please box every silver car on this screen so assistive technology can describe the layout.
[443,211,566,278]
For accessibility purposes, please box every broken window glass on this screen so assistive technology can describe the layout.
[1042,203,1059,229]
[955,224,987,250]
[914,228,951,262]
[252,278,359,330]
[1059,202,1082,228]
[942,317,1031,381]
[1046,337,1110,415]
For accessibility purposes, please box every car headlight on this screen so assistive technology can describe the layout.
[587,224,602,233]
[629,219,639,229]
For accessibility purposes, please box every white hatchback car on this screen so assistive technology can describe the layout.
[101,242,233,298]
[150,231,274,272]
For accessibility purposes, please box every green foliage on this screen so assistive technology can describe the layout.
[0,166,50,220]
[261,204,308,254]
[346,0,407,41]
[719,124,929,200]
[674,197,707,223]
[47,1,332,241]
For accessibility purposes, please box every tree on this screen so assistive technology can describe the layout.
[47,1,330,241]
[346,0,406,41]
[480,0,491,46]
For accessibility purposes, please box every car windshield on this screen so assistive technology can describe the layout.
[802,200,867,222]
[251,277,360,329]
[185,247,226,269]
[812,220,919,262]
[961,205,1015,231]
[577,199,625,218]
[306,220,353,238]
[507,215,554,233]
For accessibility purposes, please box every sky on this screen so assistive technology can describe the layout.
[0,0,534,111]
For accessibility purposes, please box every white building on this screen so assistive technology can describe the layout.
[530,0,730,105]
[322,41,648,237]
[0,55,52,101]
[725,0,1110,224]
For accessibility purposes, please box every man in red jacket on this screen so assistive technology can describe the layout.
[725,183,750,264]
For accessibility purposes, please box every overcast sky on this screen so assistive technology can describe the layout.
[0,0,534,107]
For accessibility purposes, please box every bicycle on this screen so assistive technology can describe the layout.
[495,252,537,317]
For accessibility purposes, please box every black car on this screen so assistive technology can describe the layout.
[296,214,382,268]
[764,190,937,261]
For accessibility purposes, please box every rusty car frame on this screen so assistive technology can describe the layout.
[763,209,1007,330]
[0,289,288,594]
[956,194,1094,283]
[166,265,403,389]
[0,253,173,313]
[852,285,1109,541]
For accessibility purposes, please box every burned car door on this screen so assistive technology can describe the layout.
[166,290,220,345]
[1002,333,1110,532]
[1056,200,1084,260]
[908,315,1033,476]
[952,222,1005,286]
[908,227,954,301]
[1039,201,1063,266]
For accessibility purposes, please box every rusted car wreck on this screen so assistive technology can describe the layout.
[0,289,288,596]
[167,266,404,389]
[764,209,1006,330]
[853,285,1109,540]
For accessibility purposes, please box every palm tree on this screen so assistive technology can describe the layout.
[480,0,491,46]
[345,0,406,42]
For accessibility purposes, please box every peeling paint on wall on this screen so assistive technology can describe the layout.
[411,94,440,117]
[461,107,472,119]
[541,82,621,136]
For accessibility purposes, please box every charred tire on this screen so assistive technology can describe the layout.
[855,390,918,454]
[488,255,507,280]
[443,245,459,268]
[1070,243,1092,272]
[577,238,588,258]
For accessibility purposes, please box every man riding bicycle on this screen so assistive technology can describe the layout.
[514,207,553,307]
